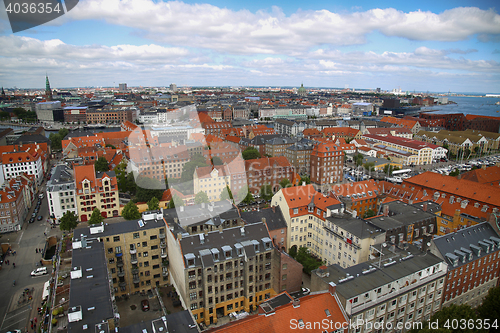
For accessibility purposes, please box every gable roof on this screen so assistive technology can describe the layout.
[279,185,341,211]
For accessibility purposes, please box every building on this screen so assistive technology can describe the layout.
[429,222,500,309]
[330,180,381,218]
[129,144,191,181]
[284,141,314,175]
[415,129,496,155]
[64,106,88,123]
[311,245,447,332]
[1,146,44,185]
[193,165,232,202]
[364,127,412,139]
[461,165,500,187]
[0,176,33,233]
[35,101,64,122]
[72,211,168,296]
[271,184,343,256]
[310,143,344,187]
[203,122,232,137]
[367,201,438,245]
[264,137,296,157]
[119,83,127,92]
[245,156,296,195]
[167,222,277,326]
[209,291,348,333]
[322,127,362,140]
[86,108,134,124]
[241,206,288,251]
[46,164,77,221]
[73,164,119,221]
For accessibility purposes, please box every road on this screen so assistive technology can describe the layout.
[0,176,60,333]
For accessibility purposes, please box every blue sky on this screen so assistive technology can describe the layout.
[0,0,499,93]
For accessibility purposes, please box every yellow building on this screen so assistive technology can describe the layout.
[193,165,231,202]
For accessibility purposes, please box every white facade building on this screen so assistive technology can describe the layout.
[2,151,44,185]
[46,164,77,220]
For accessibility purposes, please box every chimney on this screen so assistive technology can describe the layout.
[218,225,223,233]
[272,206,276,213]
[383,205,389,217]
[482,164,487,170]
[328,282,337,295]
[302,181,306,186]
[292,299,300,308]
[457,174,461,180]
[177,232,182,240]
[422,233,432,252]
[262,217,266,224]
[422,202,428,212]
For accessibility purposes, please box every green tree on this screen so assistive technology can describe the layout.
[237,186,253,204]
[242,147,261,160]
[211,156,223,165]
[289,245,298,259]
[135,177,164,203]
[59,211,78,232]
[195,191,210,204]
[121,201,141,220]
[220,186,233,201]
[353,153,364,166]
[172,193,184,207]
[181,154,208,182]
[279,178,291,189]
[260,184,273,201]
[363,208,376,218]
[94,156,109,172]
[383,164,399,176]
[105,144,116,149]
[49,132,63,151]
[147,197,160,211]
[168,198,175,209]
[114,160,128,192]
[363,162,375,172]
[300,175,311,185]
[295,247,323,274]
[477,286,500,323]
[88,208,104,225]
[449,168,460,177]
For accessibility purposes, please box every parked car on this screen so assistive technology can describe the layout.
[32,213,36,218]
[302,287,310,295]
[31,267,48,276]
[29,218,35,223]
[141,299,150,311]
[37,215,43,221]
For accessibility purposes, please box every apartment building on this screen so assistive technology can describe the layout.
[322,127,362,140]
[363,134,439,165]
[264,137,296,157]
[73,164,119,222]
[311,245,447,332]
[0,176,32,233]
[167,222,276,326]
[86,108,134,124]
[415,129,493,155]
[271,185,343,255]
[129,145,190,181]
[193,165,232,202]
[46,164,77,220]
[73,211,168,297]
[284,141,314,175]
[429,222,500,308]
[245,156,296,195]
[367,201,438,246]
[1,148,44,185]
[364,127,412,139]
[203,122,232,137]
[310,142,344,187]
[63,106,88,123]
[330,180,381,218]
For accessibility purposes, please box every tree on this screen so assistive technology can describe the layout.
[181,154,208,182]
[122,201,141,220]
[105,144,116,149]
[477,286,500,322]
[363,208,377,218]
[88,208,104,225]
[295,247,324,274]
[147,197,160,211]
[289,245,298,259]
[300,175,311,185]
[363,162,375,172]
[211,156,223,165]
[114,160,129,192]
[449,168,460,177]
[195,191,210,204]
[242,147,261,160]
[408,304,486,333]
[279,178,291,189]
[237,186,253,204]
[135,177,164,203]
[94,156,110,172]
[220,186,233,201]
[260,184,273,201]
[353,153,364,166]
[383,164,398,176]
[59,211,78,232]
[172,193,184,207]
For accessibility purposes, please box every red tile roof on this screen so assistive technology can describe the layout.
[460,166,500,186]
[280,184,341,211]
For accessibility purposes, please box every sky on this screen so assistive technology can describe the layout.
[0,0,499,93]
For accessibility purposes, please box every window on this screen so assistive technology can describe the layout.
[133,232,139,239]
[113,236,120,242]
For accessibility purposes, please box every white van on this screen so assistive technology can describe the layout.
[31,267,48,276]
[39,193,44,199]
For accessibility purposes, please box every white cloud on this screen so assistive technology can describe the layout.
[56,1,500,55]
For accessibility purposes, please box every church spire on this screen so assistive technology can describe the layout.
[45,74,52,101]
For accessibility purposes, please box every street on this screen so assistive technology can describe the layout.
[0,176,61,333]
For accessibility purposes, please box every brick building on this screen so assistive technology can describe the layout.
[310,142,344,187]
[245,156,296,195]
[86,108,134,124]
[284,141,314,175]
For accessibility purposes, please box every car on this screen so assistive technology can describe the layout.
[37,215,43,221]
[32,213,36,218]
[6,330,22,333]
[31,267,48,276]
[141,299,150,311]
[29,218,35,223]
[301,287,310,295]
[39,193,44,199]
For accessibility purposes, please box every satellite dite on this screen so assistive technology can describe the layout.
[127,104,248,223]
[3,0,79,33]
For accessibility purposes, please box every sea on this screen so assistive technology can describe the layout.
[420,96,500,117]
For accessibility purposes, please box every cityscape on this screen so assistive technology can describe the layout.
[1,1,500,333]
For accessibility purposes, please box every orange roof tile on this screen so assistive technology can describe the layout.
[280,184,341,211]
[460,166,500,186]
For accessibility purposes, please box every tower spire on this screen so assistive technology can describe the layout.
[45,74,52,101]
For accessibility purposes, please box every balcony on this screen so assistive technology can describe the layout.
[162,268,169,277]
[117,271,125,278]
[115,251,123,257]
[119,282,127,288]
[162,260,169,267]
[160,241,166,249]
[130,248,137,255]
[159,233,166,239]
[133,276,140,284]
[161,251,167,259]
[116,261,124,268]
